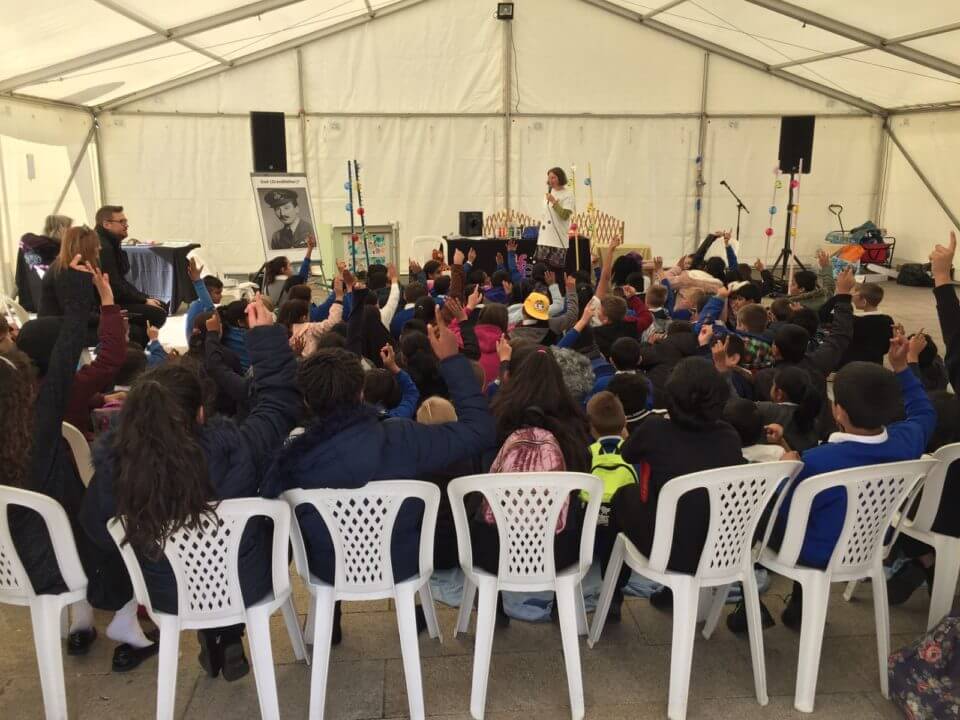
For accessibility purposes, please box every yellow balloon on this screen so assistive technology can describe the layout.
[775,180,783,189]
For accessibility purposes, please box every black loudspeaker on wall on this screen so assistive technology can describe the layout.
[459,211,483,237]
[778,115,815,174]
[250,111,287,173]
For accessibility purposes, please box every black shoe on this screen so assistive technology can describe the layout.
[781,593,802,631]
[649,587,673,611]
[197,631,222,678]
[607,591,624,624]
[112,629,160,673]
[726,600,775,634]
[331,601,343,646]
[67,627,97,656]
[887,561,928,606]
[220,637,249,682]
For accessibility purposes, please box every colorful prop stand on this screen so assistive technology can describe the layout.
[770,159,808,282]
[345,162,358,272]
[580,163,601,273]
[353,159,372,269]
[763,168,783,263]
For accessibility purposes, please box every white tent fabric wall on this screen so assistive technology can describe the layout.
[0,98,99,294]
[882,112,960,264]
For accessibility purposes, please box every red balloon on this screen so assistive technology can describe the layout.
[764,227,775,237]
[357,207,365,217]
[790,179,800,189]
[351,234,359,242]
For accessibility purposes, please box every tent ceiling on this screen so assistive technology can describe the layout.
[2,0,960,113]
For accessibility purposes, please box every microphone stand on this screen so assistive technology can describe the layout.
[720,180,750,242]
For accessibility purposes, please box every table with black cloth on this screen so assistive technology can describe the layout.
[445,236,592,276]
[123,243,200,313]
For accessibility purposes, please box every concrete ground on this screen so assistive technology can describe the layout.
[6,283,946,719]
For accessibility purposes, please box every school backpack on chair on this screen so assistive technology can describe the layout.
[888,612,960,718]
[581,439,645,526]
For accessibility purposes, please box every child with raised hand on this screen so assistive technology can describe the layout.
[740,330,937,634]
[184,256,223,343]
[906,330,948,391]
[364,344,420,419]
[81,293,302,678]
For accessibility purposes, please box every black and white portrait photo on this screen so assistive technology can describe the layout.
[251,174,318,259]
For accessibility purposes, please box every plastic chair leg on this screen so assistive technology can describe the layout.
[418,581,443,642]
[281,595,308,663]
[927,539,960,631]
[842,580,859,602]
[588,536,625,648]
[246,607,281,720]
[469,581,498,720]
[574,582,588,636]
[871,566,892,698]
[304,589,316,645]
[395,585,427,720]
[30,596,68,720]
[742,573,769,706]
[701,583,731,639]
[794,575,830,714]
[667,578,699,720]
[155,618,181,720]
[308,588,337,720]
[555,579,586,720]
[456,576,477,637]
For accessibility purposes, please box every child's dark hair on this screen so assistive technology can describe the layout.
[367,271,387,291]
[731,283,761,304]
[774,324,810,363]
[478,303,509,332]
[667,320,693,336]
[665,357,729,431]
[606,372,649,415]
[423,260,441,278]
[405,282,427,304]
[277,300,309,334]
[264,256,288,287]
[770,298,792,321]
[724,334,746,360]
[116,343,148,386]
[287,285,312,303]
[793,270,818,293]
[432,275,451,296]
[468,269,487,286]
[737,263,753,282]
[646,285,668,307]
[413,296,437,323]
[601,295,628,324]
[857,282,884,307]
[790,307,819,338]
[612,255,640,286]
[724,398,764,446]
[704,257,727,281]
[202,275,224,291]
[491,269,511,287]
[587,391,626,437]
[910,333,938,368]
[625,271,645,292]
[773,366,821,434]
[364,368,400,408]
[298,347,365,417]
[834,362,903,429]
[316,332,346,349]
[738,303,768,334]
[219,300,249,328]
[610,337,642,371]
[401,318,428,337]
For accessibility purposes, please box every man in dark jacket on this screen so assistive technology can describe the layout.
[262,310,497,639]
[95,205,167,341]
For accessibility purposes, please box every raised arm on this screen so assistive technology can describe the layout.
[931,231,960,389]
[806,267,855,376]
[380,265,401,330]
[450,250,466,302]
[594,236,622,301]
[381,345,420,419]
[549,275,580,334]
[888,332,937,445]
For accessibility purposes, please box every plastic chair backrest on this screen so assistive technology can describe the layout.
[647,461,803,579]
[61,422,93,487]
[773,459,937,576]
[0,294,30,326]
[448,472,603,588]
[0,486,87,604]
[411,236,446,265]
[283,482,440,595]
[906,444,960,534]
[108,498,292,623]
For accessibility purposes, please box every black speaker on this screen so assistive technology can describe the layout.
[250,111,287,173]
[778,115,815,174]
[459,211,483,237]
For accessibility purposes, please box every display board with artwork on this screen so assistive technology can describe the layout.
[331,224,398,273]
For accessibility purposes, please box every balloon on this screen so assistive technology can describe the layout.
[345,203,353,212]
[790,179,800,189]
[351,234,359,242]
[764,227,774,237]
[775,180,783,189]
[769,206,778,215]
[794,204,800,212]
[584,178,592,186]
[343,181,351,191]
[357,207,365,217]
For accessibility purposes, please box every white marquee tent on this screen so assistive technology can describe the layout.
[2,0,959,292]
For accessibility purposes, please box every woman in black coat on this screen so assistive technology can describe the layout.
[80,295,302,679]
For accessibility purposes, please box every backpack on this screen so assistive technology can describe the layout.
[897,263,935,288]
[481,426,570,533]
[583,439,644,526]
[888,613,959,718]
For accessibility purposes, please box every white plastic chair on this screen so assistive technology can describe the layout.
[107,498,306,720]
[283,482,442,720]
[61,421,94,487]
[589,461,803,720]
[844,444,960,630]
[1,292,30,326]
[757,459,938,713]
[0,486,88,720]
[448,472,604,720]
[410,236,447,266]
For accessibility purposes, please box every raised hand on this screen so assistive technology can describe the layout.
[622,284,637,299]
[653,256,664,272]
[380,343,400,373]
[187,256,204,282]
[306,234,316,255]
[466,284,482,312]
[453,248,465,266]
[754,258,765,272]
[205,311,222,336]
[711,336,728,370]
[930,231,956,286]
[408,258,422,275]
[428,305,459,361]
[506,238,518,253]
[387,263,398,284]
[496,335,512,363]
[333,276,345,301]
[576,300,596,330]
[467,247,477,264]
[907,330,927,364]
[147,323,160,342]
[337,258,348,273]
[835,266,855,295]
[698,323,715,347]
[445,297,468,322]
[888,328,910,373]
[245,293,274,328]
[716,285,730,299]
[145,298,165,309]
[90,266,114,306]
[764,423,785,446]
[544,269,556,287]
[816,248,830,269]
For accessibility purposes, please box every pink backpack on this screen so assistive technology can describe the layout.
[481,427,570,533]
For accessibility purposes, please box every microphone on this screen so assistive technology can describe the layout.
[720,180,728,186]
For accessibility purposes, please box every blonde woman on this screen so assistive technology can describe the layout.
[39,227,103,342]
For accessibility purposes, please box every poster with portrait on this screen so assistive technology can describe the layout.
[251,173,318,261]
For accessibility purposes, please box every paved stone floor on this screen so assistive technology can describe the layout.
[8,282,943,719]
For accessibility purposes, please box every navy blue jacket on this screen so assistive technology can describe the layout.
[80,325,301,614]
[262,354,496,584]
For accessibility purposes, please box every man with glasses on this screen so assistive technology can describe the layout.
[95,205,167,343]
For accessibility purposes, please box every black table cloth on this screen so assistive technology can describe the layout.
[124,244,200,313]
[445,236,592,276]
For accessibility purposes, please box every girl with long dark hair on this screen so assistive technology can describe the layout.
[756,366,823,452]
[80,295,302,679]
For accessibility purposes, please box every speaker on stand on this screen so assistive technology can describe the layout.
[771,115,815,283]
[250,111,287,173]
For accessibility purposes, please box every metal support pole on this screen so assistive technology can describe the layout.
[885,122,960,231]
[52,123,98,215]
[93,116,107,205]
[296,48,308,174]
[693,53,709,252]
[503,19,513,213]
[871,119,889,221]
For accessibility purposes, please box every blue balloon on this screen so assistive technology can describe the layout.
[344,181,351,191]
[584,178,592,186]
[769,206,778,215]
[345,203,353,212]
